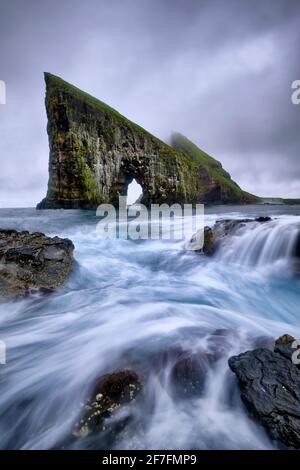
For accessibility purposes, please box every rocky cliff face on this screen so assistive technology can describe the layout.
[38,73,256,209]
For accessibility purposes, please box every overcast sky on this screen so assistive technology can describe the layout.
[0,0,299,207]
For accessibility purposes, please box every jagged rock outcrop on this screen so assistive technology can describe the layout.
[185,217,271,253]
[229,335,300,449]
[37,73,257,209]
[294,231,300,274]
[0,229,74,299]
[185,226,214,253]
[73,370,141,439]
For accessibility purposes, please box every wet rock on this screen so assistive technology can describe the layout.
[276,334,295,345]
[150,346,215,398]
[294,232,300,259]
[187,217,272,256]
[252,334,274,350]
[203,227,214,255]
[255,216,272,223]
[150,347,185,372]
[274,335,300,364]
[185,226,214,254]
[0,229,74,299]
[228,335,300,449]
[205,328,236,360]
[213,217,271,243]
[73,370,141,438]
[213,219,252,239]
[293,232,300,274]
[170,351,214,398]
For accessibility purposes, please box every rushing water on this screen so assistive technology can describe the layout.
[0,205,299,450]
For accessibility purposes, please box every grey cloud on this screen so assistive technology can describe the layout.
[0,0,299,206]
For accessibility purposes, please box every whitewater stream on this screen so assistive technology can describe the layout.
[0,205,299,450]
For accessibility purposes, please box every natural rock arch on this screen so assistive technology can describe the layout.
[108,158,151,206]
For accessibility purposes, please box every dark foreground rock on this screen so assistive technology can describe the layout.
[294,232,300,274]
[186,217,272,254]
[213,217,271,243]
[185,226,214,254]
[229,335,300,449]
[150,330,237,399]
[73,370,141,438]
[0,229,74,299]
[274,334,300,363]
[170,351,215,398]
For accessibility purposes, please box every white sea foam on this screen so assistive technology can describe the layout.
[0,206,299,449]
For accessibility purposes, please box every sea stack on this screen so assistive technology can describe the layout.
[37,73,257,209]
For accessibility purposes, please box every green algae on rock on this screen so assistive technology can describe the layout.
[38,73,257,209]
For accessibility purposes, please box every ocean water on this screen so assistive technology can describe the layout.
[0,205,299,450]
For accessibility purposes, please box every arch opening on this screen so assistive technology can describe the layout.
[127,179,143,206]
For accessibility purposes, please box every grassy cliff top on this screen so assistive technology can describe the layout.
[171,132,258,198]
[44,72,167,144]
[171,132,224,170]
